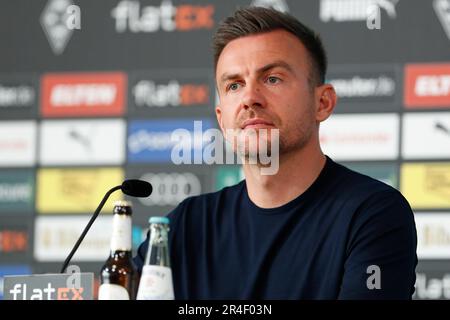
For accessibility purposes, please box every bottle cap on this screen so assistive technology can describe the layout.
[113,200,132,207]
[149,216,170,225]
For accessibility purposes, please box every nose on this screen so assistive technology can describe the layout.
[241,82,266,110]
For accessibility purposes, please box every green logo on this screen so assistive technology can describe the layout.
[215,166,244,190]
[345,163,398,188]
[0,170,34,214]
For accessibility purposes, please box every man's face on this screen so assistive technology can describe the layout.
[215,29,319,159]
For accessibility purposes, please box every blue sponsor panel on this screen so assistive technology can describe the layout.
[0,265,32,299]
[127,118,215,163]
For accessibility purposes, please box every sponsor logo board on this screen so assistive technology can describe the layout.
[127,118,214,163]
[0,121,37,167]
[402,112,450,159]
[36,168,124,213]
[41,72,126,117]
[401,163,450,209]
[34,216,113,262]
[320,114,399,160]
[415,213,450,259]
[404,63,450,108]
[39,119,126,165]
[0,170,34,214]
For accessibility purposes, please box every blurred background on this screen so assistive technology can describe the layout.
[0,0,449,300]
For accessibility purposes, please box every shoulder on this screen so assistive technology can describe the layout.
[326,158,414,228]
[330,159,396,196]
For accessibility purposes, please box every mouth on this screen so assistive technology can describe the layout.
[241,118,275,130]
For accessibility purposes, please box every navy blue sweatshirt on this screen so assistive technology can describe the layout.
[134,156,417,299]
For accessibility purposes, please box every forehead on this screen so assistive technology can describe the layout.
[215,29,309,80]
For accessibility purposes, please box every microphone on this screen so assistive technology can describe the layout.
[60,179,153,273]
[121,179,153,197]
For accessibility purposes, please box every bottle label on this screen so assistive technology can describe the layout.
[136,265,174,300]
[110,214,132,251]
[98,284,130,300]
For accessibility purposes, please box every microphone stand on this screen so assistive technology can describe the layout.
[60,185,122,273]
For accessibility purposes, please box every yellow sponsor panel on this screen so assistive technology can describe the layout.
[37,168,124,214]
[400,163,450,209]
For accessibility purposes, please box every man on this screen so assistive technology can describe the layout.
[135,7,417,299]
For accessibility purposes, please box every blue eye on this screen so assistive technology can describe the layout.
[228,83,240,91]
[267,76,280,84]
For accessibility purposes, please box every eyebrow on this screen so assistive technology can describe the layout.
[219,60,295,84]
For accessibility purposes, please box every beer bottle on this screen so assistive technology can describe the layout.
[98,200,139,300]
[136,216,174,300]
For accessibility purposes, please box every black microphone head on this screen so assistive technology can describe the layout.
[121,179,153,197]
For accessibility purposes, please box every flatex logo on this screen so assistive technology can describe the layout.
[132,79,209,108]
[0,266,31,299]
[320,0,398,22]
[111,0,214,33]
[9,283,83,300]
[434,0,450,41]
[4,273,94,300]
[40,0,81,55]
[414,272,450,300]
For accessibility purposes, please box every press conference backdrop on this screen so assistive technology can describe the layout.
[0,0,449,300]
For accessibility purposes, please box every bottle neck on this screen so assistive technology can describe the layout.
[145,223,170,267]
[109,250,133,259]
[110,213,132,252]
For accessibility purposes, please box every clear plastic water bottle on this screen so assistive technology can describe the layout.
[136,216,174,300]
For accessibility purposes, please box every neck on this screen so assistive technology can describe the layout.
[243,139,326,209]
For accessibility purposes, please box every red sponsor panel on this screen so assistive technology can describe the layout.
[404,63,450,108]
[41,72,126,117]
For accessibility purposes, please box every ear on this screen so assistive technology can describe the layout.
[215,104,225,134]
[315,84,337,122]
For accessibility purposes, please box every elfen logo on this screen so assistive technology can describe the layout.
[111,0,214,33]
[404,63,450,108]
[41,72,126,117]
[133,80,209,107]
